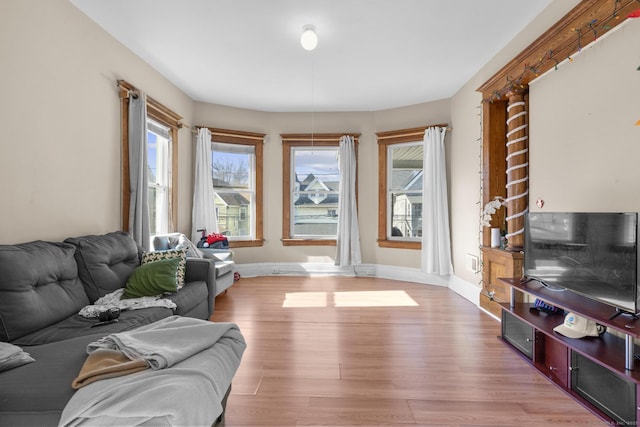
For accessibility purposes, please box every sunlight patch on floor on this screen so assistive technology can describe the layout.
[334,291,419,307]
[282,292,328,308]
[282,290,418,308]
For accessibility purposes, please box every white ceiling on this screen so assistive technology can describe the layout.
[71,0,551,112]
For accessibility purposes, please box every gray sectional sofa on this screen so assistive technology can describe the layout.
[0,231,232,426]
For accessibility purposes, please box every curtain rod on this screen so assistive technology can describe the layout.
[118,80,185,129]
[193,126,266,141]
[376,124,450,140]
[117,80,139,99]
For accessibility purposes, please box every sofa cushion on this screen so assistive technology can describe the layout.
[165,280,208,316]
[0,331,113,426]
[65,231,140,302]
[0,241,90,342]
[123,257,181,299]
[11,307,173,346]
[141,248,187,288]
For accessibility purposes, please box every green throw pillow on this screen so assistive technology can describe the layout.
[123,257,181,299]
[141,248,187,289]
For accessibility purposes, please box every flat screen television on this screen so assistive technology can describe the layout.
[523,212,639,315]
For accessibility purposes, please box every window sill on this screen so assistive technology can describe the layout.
[228,239,264,248]
[377,239,421,250]
[282,239,336,247]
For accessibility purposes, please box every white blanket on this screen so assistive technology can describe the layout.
[59,316,246,427]
[78,289,177,318]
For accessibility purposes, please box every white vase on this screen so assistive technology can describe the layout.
[491,228,501,248]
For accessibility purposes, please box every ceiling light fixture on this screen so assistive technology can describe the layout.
[300,24,318,51]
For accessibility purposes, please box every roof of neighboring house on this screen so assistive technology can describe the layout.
[298,174,338,191]
[295,174,339,206]
[294,193,339,206]
[392,170,423,191]
[216,192,250,206]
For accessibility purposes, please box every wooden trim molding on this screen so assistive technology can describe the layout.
[196,126,266,248]
[478,0,639,101]
[229,239,266,248]
[281,133,359,246]
[375,125,448,249]
[118,80,183,128]
[375,124,448,144]
[280,133,361,144]
[198,126,266,143]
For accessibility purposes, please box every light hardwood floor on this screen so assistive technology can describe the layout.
[211,276,604,426]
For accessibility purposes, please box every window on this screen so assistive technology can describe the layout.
[147,119,171,235]
[377,126,433,249]
[389,142,423,241]
[281,133,359,246]
[292,146,340,238]
[119,80,181,237]
[207,127,264,248]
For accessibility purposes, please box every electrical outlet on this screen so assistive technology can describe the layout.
[466,254,480,273]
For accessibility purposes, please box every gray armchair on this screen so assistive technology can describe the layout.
[151,233,235,297]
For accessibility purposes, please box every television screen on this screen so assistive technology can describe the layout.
[524,212,639,314]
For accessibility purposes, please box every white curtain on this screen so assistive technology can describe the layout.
[421,126,453,275]
[335,135,362,267]
[191,128,218,243]
[128,92,150,251]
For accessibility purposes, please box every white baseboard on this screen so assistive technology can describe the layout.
[448,274,481,306]
[373,264,448,286]
[235,262,375,278]
[235,262,481,307]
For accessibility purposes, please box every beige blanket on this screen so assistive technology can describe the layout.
[72,348,148,389]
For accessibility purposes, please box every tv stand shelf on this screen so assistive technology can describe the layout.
[498,278,640,425]
[501,303,640,382]
[499,278,640,339]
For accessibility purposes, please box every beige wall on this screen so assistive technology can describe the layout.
[1,0,194,244]
[5,0,603,289]
[529,19,640,213]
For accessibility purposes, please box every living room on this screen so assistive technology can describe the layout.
[0,0,562,291]
[3,0,635,295]
[2,0,640,425]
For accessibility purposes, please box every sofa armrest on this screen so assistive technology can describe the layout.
[185,258,216,317]
[200,248,233,262]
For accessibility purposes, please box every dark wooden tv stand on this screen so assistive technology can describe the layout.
[498,277,640,425]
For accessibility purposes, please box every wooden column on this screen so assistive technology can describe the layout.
[505,89,529,251]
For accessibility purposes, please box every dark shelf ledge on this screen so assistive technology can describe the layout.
[498,278,640,339]
[500,302,640,383]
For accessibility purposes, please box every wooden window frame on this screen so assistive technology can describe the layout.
[119,80,182,233]
[281,133,359,246]
[376,125,447,249]
[200,127,265,248]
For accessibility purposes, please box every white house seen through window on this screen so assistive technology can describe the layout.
[388,142,423,241]
[291,146,340,238]
[376,126,427,249]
